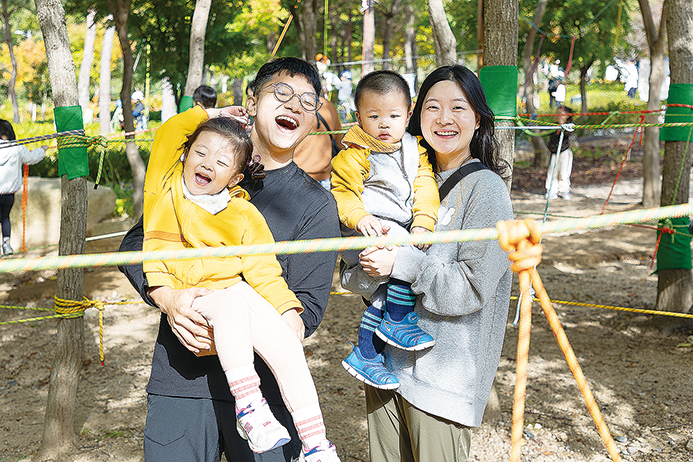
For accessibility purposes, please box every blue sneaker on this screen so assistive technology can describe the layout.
[341,345,399,390]
[376,312,435,351]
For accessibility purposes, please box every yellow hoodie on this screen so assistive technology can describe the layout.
[142,106,301,315]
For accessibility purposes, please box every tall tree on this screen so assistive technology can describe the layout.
[99,19,115,135]
[638,0,667,208]
[656,0,693,325]
[378,0,403,70]
[1,0,24,122]
[428,0,457,66]
[482,0,518,424]
[362,0,375,74]
[403,3,417,75]
[34,0,86,459]
[484,0,518,188]
[182,0,212,97]
[78,9,97,112]
[520,0,551,167]
[108,0,146,219]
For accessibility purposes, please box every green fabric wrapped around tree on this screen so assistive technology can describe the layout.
[55,106,89,180]
[179,95,194,113]
[660,83,693,142]
[479,65,518,119]
[655,217,692,272]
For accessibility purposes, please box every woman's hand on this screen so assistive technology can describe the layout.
[148,285,215,355]
[359,245,399,277]
[282,308,306,342]
[411,226,432,251]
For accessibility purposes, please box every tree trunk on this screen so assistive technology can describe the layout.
[520,0,546,115]
[404,4,416,75]
[99,22,116,135]
[1,0,20,123]
[362,2,375,74]
[78,9,97,111]
[520,0,549,167]
[161,77,177,122]
[639,0,667,208]
[482,0,518,423]
[183,0,212,97]
[579,64,591,115]
[427,0,457,66]
[300,0,317,62]
[34,0,86,459]
[381,0,402,71]
[656,0,693,329]
[110,0,145,219]
[483,0,518,190]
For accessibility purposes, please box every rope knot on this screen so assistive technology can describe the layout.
[496,219,543,274]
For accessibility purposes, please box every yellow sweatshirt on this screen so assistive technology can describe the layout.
[331,126,439,231]
[142,106,302,315]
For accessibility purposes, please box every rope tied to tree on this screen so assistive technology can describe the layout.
[54,296,105,365]
[496,218,622,462]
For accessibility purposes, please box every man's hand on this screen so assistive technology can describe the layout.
[411,226,432,251]
[148,286,214,354]
[281,308,305,342]
[357,214,383,237]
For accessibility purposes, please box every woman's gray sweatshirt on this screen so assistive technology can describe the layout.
[342,159,513,427]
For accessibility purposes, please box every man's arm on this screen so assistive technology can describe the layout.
[118,218,213,353]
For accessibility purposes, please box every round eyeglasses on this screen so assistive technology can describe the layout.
[265,82,322,113]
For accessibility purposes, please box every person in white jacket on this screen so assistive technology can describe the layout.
[0,119,47,255]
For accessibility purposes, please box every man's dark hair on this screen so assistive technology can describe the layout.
[354,70,412,111]
[253,57,322,98]
[193,85,217,109]
[0,119,16,141]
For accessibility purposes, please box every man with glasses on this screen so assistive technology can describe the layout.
[119,57,340,462]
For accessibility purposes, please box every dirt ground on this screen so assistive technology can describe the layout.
[2,144,693,462]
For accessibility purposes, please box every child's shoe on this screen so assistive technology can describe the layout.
[299,440,341,462]
[376,312,435,351]
[559,191,571,200]
[341,345,398,390]
[236,398,291,453]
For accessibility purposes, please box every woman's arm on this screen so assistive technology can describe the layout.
[358,175,513,317]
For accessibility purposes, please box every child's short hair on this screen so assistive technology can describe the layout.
[354,70,412,111]
[253,57,322,98]
[183,117,253,175]
[0,119,16,141]
[193,85,217,109]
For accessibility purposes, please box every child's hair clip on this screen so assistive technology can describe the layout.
[247,155,266,180]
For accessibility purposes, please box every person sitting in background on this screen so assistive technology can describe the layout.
[193,85,218,109]
[293,97,342,189]
[0,119,47,256]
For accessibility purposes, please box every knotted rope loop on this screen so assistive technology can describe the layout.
[56,133,107,150]
[54,296,106,365]
[497,219,543,273]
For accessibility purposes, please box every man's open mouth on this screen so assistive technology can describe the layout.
[276,115,299,130]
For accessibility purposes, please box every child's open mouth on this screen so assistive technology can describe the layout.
[195,172,212,186]
[276,115,298,130]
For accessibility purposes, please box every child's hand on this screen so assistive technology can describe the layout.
[209,106,249,128]
[411,226,432,251]
[357,215,383,238]
[282,308,305,342]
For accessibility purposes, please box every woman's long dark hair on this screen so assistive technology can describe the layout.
[407,66,505,176]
